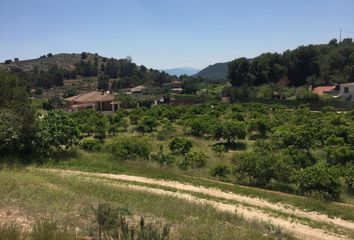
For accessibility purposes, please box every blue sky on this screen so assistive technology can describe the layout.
[1,0,354,69]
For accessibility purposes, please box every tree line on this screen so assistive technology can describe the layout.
[228,38,354,87]
[6,53,179,90]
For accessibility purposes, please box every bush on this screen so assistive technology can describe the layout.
[107,136,151,160]
[293,164,341,201]
[135,116,158,134]
[179,150,207,170]
[150,145,175,165]
[233,151,293,187]
[35,110,79,154]
[156,122,175,140]
[212,144,225,154]
[169,137,193,155]
[80,138,102,151]
[213,121,246,144]
[188,116,215,137]
[95,202,170,240]
[342,163,354,188]
[210,164,231,179]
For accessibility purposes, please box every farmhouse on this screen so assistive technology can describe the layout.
[339,82,354,101]
[64,91,119,112]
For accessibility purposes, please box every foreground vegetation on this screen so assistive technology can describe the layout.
[1,69,353,239]
[1,68,353,202]
[0,168,293,240]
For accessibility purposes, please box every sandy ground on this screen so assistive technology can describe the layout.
[40,168,354,240]
[0,207,34,231]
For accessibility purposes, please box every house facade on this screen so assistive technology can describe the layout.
[339,82,354,102]
[64,91,119,112]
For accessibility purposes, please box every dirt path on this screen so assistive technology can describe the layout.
[40,168,354,240]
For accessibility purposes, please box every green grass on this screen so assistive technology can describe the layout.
[0,168,292,240]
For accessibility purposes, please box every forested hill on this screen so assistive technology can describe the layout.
[0,52,179,90]
[197,38,354,87]
[194,62,229,80]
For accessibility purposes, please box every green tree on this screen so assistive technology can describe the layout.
[213,121,246,144]
[169,137,193,155]
[135,116,158,134]
[0,71,36,155]
[293,164,341,200]
[150,145,175,166]
[228,58,254,87]
[97,75,109,91]
[35,110,79,153]
[63,88,77,98]
[233,151,292,186]
[107,136,151,160]
[210,164,231,180]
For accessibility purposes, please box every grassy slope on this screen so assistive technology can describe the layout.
[0,168,291,240]
[40,148,354,223]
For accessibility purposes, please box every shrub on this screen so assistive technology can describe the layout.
[293,164,341,201]
[213,121,246,144]
[150,145,175,165]
[271,125,314,150]
[179,150,207,170]
[107,136,151,160]
[156,122,175,140]
[94,203,170,240]
[210,164,231,179]
[212,144,225,154]
[233,151,293,187]
[169,137,193,155]
[80,138,102,151]
[188,116,215,137]
[342,163,354,188]
[95,203,131,239]
[35,110,79,154]
[326,144,354,165]
[135,116,158,134]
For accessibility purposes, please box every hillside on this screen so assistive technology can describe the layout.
[0,53,102,72]
[0,52,180,90]
[194,62,229,80]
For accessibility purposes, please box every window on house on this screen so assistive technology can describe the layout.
[344,87,349,93]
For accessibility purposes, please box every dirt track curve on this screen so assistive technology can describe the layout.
[41,168,354,240]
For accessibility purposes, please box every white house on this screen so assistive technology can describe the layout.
[339,82,354,102]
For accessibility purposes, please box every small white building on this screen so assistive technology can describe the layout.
[339,82,354,102]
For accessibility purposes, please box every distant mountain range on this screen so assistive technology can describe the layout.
[160,67,200,77]
[194,62,229,80]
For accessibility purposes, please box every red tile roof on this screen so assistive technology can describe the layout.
[312,86,336,95]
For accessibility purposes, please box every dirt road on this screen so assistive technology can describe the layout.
[41,168,354,240]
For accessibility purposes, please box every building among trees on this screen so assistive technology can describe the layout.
[64,91,118,112]
[339,82,354,101]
